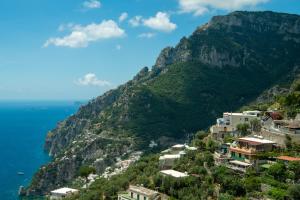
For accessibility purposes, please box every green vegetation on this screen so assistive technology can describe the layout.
[79,166,96,180]
[25,11,300,197]
[236,123,250,136]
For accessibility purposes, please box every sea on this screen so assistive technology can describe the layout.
[0,101,81,200]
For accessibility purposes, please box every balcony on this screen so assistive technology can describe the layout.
[229,147,257,155]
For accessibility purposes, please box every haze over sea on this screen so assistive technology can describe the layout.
[0,101,81,200]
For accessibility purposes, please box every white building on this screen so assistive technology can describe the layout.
[159,144,196,169]
[210,111,261,137]
[160,169,189,178]
[118,185,162,200]
[50,187,79,199]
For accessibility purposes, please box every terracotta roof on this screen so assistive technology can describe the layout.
[277,156,300,162]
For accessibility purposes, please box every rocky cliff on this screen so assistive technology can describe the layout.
[25,11,300,196]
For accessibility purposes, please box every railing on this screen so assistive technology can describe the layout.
[225,164,247,173]
[230,147,257,154]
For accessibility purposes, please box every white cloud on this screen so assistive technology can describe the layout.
[178,0,269,16]
[129,16,142,27]
[119,12,128,23]
[83,0,101,9]
[143,12,177,32]
[138,32,156,38]
[76,73,111,87]
[44,20,125,48]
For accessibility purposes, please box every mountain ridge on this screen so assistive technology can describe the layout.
[24,11,300,196]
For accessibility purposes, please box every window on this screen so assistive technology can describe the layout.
[131,192,133,198]
[137,194,140,200]
[245,118,248,122]
[144,197,147,200]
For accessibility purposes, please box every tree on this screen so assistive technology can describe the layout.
[288,161,300,181]
[250,119,261,132]
[194,130,209,140]
[268,188,287,200]
[219,193,234,200]
[267,163,287,182]
[244,177,261,193]
[236,123,250,136]
[285,134,292,150]
[79,165,96,181]
[287,184,300,200]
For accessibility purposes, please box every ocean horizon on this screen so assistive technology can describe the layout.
[0,101,81,200]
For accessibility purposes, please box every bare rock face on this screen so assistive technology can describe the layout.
[154,11,300,69]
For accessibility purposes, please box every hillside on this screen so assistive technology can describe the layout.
[24,11,300,196]
[66,79,300,200]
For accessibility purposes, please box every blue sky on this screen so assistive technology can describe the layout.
[0,0,299,100]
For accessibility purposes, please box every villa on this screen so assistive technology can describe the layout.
[227,136,276,172]
[210,111,261,140]
[260,116,300,146]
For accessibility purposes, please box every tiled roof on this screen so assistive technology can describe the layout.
[277,156,300,162]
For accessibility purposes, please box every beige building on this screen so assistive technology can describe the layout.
[210,111,261,139]
[228,136,276,172]
[118,185,162,200]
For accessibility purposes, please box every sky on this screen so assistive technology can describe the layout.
[0,0,299,101]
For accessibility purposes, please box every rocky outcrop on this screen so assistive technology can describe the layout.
[154,11,300,69]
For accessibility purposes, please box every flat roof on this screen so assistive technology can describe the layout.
[129,185,158,196]
[160,169,189,178]
[277,156,300,162]
[238,137,275,145]
[159,154,181,160]
[172,144,185,148]
[51,187,79,195]
[224,112,243,116]
[186,146,197,151]
[229,160,252,167]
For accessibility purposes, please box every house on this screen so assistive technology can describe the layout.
[230,136,275,163]
[271,120,300,134]
[118,185,162,200]
[159,144,196,169]
[210,111,261,140]
[50,187,79,200]
[285,121,300,134]
[260,115,300,146]
[277,156,300,164]
[160,169,189,178]
[228,136,276,172]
